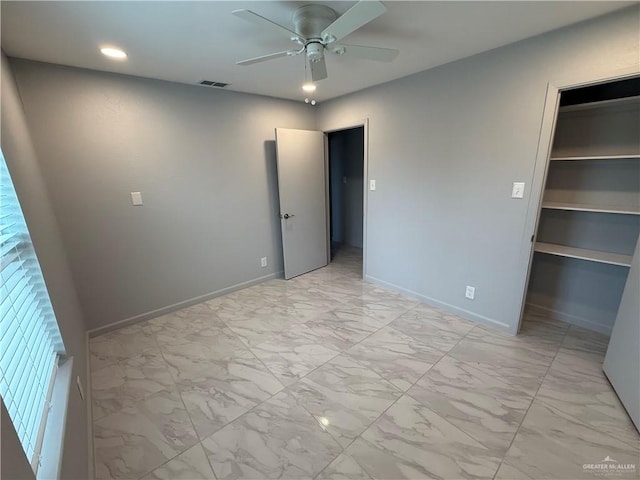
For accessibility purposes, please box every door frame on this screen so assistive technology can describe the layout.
[514,66,640,335]
[323,118,369,278]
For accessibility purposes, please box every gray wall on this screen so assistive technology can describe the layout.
[10,59,316,330]
[1,399,34,480]
[329,127,364,248]
[527,254,628,334]
[0,398,35,480]
[6,7,639,340]
[316,7,640,333]
[1,53,89,479]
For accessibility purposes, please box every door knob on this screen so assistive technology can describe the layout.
[283,213,295,219]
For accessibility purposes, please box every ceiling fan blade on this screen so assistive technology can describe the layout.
[321,1,386,44]
[233,9,302,42]
[331,44,398,62]
[310,57,328,81]
[237,50,299,66]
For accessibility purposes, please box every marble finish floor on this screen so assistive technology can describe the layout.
[90,247,639,479]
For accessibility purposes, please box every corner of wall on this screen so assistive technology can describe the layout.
[1,52,91,480]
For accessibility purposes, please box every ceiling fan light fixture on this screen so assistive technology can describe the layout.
[306,42,324,62]
[100,47,127,59]
[302,82,317,92]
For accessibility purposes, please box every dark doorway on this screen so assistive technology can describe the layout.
[327,126,364,272]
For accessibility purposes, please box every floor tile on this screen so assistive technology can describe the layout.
[248,325,342,386]
[205,293,276,321]
[225,312,297,347]
[316,453,373,480]
[469,324,561,359]
[288,355,402,447]
[175,350,284,440]
[320,307,391,332]
[389,305,474,352]
[407,355,533,452]
[330,303,407,327]
[94,390,199,480]
[536,363,638,448]
[345,395,503,479]
[448,327,555,395]
[92,348,175,421]
[145,306,226,339]
[90,324,157,372]
[562,325,610,355]
[344,326,444,390]
[158,326,249,372]
[404,302,477,331]
[201,390,342,480]
[496,399,639,480]
[518,310,570,344]
[283,288,342,305]
[549,347,605,379]
[346,295,419,315]
[301,311,382,352]
[89,247,639,480]
[142,444,215,480]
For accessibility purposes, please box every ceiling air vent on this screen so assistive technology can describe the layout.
[199,80,229,88]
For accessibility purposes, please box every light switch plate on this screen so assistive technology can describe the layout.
[369,179,376,191]
[131,191,143,206]
[512,182,525,199]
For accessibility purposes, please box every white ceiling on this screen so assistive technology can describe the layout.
[1,1,633,102]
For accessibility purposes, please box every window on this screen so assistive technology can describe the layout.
[0,149,65,473]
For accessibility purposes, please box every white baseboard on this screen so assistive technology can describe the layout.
[87,271,283,337]
[365,274,512,333]
[525,302,613,336]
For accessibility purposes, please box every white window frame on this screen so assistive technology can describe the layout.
[0,149,67,476]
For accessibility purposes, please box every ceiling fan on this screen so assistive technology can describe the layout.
[233,1,399,82]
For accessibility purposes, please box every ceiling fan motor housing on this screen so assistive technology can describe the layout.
[292,4,337,41]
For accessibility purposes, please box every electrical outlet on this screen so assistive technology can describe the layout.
[261,257,267,268]
[465,285,475,300]
[369,179,376,191]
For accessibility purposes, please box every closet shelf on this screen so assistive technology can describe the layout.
[549,154,640,161]
[534,242,632,267]
[541,202,640,215]
[559,95,640,113]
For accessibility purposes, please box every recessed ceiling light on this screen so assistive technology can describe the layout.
[100,47,127,59]
[302,83,316,92]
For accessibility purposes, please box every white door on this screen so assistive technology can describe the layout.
[275,128,328,279]
[603,238,640,431]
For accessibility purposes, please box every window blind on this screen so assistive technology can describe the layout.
[0,150,65,472]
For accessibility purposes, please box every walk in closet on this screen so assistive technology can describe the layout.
[525,77,640,335]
